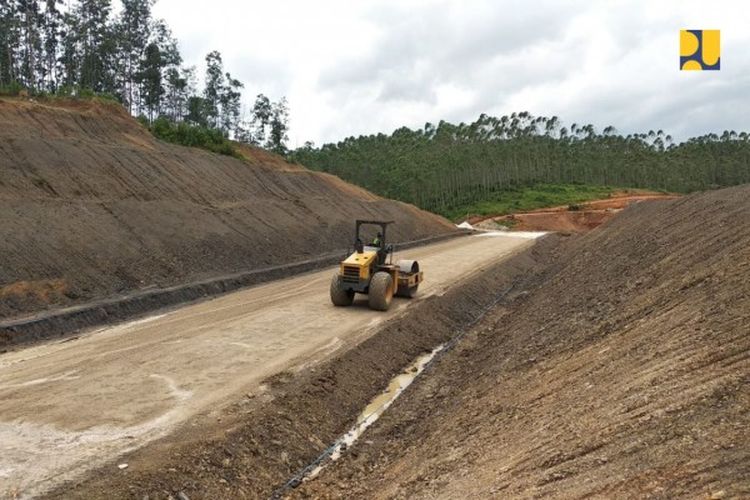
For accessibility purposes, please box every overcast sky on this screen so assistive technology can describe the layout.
[152,0,749,146]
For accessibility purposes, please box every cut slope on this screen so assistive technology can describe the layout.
[300,185,750,498]
[0,98,455,320]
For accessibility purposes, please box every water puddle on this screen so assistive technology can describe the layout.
[305,343,445,480]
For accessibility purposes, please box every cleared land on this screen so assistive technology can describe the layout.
[473,191,678,232]
[0,233,534,498]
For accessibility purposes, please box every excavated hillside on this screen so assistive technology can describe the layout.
[300,185,750,499]
[0,98,455,320]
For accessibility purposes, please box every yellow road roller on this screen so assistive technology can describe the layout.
[330,220,423,311]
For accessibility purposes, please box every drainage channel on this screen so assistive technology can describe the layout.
[271,281,519,499]
[269,344,445,499]
[306,343,444,480]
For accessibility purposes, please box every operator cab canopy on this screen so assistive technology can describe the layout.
[354,219,394,258]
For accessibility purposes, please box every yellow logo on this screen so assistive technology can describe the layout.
[680,30,720,70]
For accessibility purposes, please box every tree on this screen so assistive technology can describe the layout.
[151,19,180,67]
[116,0,152,111]
[252,93,272,144]
[267,97,289,154]
[163,65,188,121]
[203,50,223,128]
[0,0,296,161]
[219,72,242,137]
[150,18,181,114]
[290,111,750,216]
[0,2,21,87]
[185,95,207,127]
[233,105,255,144]
[74,0,116,93]
[18,0,43,90]
[41,0,63,91]
[58,8,80,90]
[138,41,162,121]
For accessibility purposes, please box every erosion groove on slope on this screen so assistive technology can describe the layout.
[298,185,750,499]
[0,98,456,321]
[43,235,559,500]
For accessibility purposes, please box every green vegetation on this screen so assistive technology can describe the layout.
[148,117,239,157]
[0,81,23,96]
[291,112,750,218]
[443,184,618,220]
[0,0,290,153]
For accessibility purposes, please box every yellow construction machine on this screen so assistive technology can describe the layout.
[330,220,423,311]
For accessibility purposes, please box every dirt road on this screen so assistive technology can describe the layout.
[0,233,534,498]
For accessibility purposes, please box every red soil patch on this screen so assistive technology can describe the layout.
[475,192,679,233]
[0,280,70,312]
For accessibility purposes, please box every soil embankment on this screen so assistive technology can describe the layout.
[298,185,750,498]
[0,98,455,323]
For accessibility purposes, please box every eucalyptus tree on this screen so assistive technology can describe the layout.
[138,41,162,120]
[74,0,115,92]
[41,0,63,91]
[116,0,151,111]
[291,112,750,216]
[0,1,20,87]
[203,50,224,129]
[219,72,242,137]
[252,93,272,144]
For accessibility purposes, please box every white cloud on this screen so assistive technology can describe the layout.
[153,0,750,145]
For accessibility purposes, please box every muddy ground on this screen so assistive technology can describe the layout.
[0,98,455,321]
[297,185,750,499]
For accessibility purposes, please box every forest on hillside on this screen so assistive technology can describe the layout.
[0,0,289,152]
[291,112,750,217]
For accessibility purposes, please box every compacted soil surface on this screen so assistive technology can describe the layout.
[297,185,749,499]
[0,98,455,321]
[0,233,538,499]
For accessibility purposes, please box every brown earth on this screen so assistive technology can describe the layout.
[34,186,750,500]
[3,96,747,500]
[297,185,750,499]
[36,234,544,500]
[0,97,455,321]
[474,192,679,232]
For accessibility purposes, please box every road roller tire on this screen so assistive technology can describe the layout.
[330,273,355,306]
[368,272,394,311]
[398,284,419,298]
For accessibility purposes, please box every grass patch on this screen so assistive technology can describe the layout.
[444,184,624,220]
[0,81,24,96]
